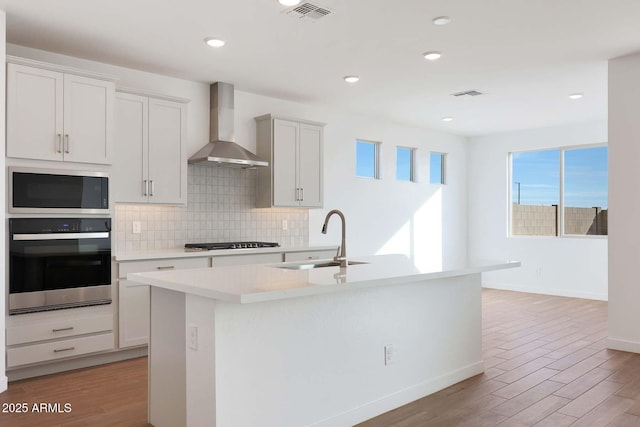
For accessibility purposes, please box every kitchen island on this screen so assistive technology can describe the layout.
[128,254,520,427]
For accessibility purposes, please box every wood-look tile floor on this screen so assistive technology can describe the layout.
[0,356,150,427]
[2,289,639,427]
[358,289,640,427]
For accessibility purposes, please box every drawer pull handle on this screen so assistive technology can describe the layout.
[156,266,175,270]
[53,347,76,353]
[52,327,74,333]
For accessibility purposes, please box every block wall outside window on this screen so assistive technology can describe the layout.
[510,145,608,237]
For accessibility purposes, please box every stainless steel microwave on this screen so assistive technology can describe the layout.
[9,167,109,214]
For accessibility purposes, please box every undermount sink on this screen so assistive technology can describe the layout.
[274,260,369,270]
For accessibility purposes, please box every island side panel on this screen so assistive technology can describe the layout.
[210,273,483,427]
[149,287,187,427]
[185,294,217,427]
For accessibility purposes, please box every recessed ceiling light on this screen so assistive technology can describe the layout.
[278,0,301,6]
[569,93,584,100]
[423,51,442,61]
[344,76,360,83]
[432,16,452,26]
[205,38,225,48]
[442,116,454,122]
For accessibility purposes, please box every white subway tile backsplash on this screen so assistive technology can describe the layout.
[115,165,309,251]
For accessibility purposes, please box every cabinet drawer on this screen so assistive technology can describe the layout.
[118,257,210,278]
[284,250,336,262]
[212,253,282,267]
[7,313,113,346]
[7,332,115,368]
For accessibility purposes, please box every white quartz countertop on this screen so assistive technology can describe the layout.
[114,246,338,261]
[128,254,521,304]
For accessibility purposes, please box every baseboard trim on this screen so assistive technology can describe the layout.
[607,338,640,354]
[310,361,484,427]
[482,283,607,301]
[7,346,147,382]
[0,375,8,393]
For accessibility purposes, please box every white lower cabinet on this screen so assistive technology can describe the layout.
[211,253,283,267]
[284,250,336,262]
[117,257,210,348]
[6,305,114,369]
[117,249,338,348]
[7,334,114,368]
[118,281,151,348]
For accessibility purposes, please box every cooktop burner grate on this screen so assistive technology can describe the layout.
[185,241,280,251]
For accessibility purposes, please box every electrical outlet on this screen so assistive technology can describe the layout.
[282,219,288,231]
[384,344,395,365]
[189,324,198,350]
[132,221,141,234]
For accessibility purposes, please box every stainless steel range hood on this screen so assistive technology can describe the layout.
[188,82,268,168]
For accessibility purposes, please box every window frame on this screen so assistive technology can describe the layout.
[429,152,446,185]
[355,139,381,180]
[508,143,608,239]
[396,146,416,183]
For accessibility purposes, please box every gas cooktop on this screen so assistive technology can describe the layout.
[185,241,280,251]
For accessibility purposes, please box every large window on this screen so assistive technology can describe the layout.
[356,140,380,179]
[511,145,608,236]
[396,147,415,182]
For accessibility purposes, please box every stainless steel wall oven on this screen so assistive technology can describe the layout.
[9,218,112,315]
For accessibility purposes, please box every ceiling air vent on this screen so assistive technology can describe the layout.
[451,90,483,97]
[285,2,333,21]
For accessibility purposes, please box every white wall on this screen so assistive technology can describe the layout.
[0,10,7,394]
[608,51,640,353]
[468,121,608,300]
[235,92,468,267]
[7,44,469,268]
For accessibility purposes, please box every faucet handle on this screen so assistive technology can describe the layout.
[335,246,341,257]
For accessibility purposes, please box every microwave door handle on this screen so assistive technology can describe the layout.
[12,232,110,241]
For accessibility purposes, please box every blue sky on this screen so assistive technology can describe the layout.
[356,141,376,178]
[512,146,608,209]
[396,147,412,181]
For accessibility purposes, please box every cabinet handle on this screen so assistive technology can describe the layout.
[143,180,148,196]
[150,180,155,196]
[53,346,76,353]
[300,188,304,201]
[295,188,300,201]
[64,134,70,154]
[52,326,74,333]
[56,133,62,153]
[156,266,175,270]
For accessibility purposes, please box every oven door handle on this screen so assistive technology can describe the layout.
[13,232,110,241]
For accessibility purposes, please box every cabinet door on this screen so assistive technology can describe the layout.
[298,123,323,207]
[7,64,64,161]
[63,74,114,164]
[114,93,149,203]
[119,280,150,348]
[273,119,299,207]
[148,98,186,204]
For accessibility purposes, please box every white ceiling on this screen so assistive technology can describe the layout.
[0,0,638,136]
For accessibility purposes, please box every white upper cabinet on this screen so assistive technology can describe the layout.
[6,60,114,164]
[114,92,148,203]
[256,115,325,208]
[113,91,188,205]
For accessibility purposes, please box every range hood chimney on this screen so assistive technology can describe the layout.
[188,82,268,168]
